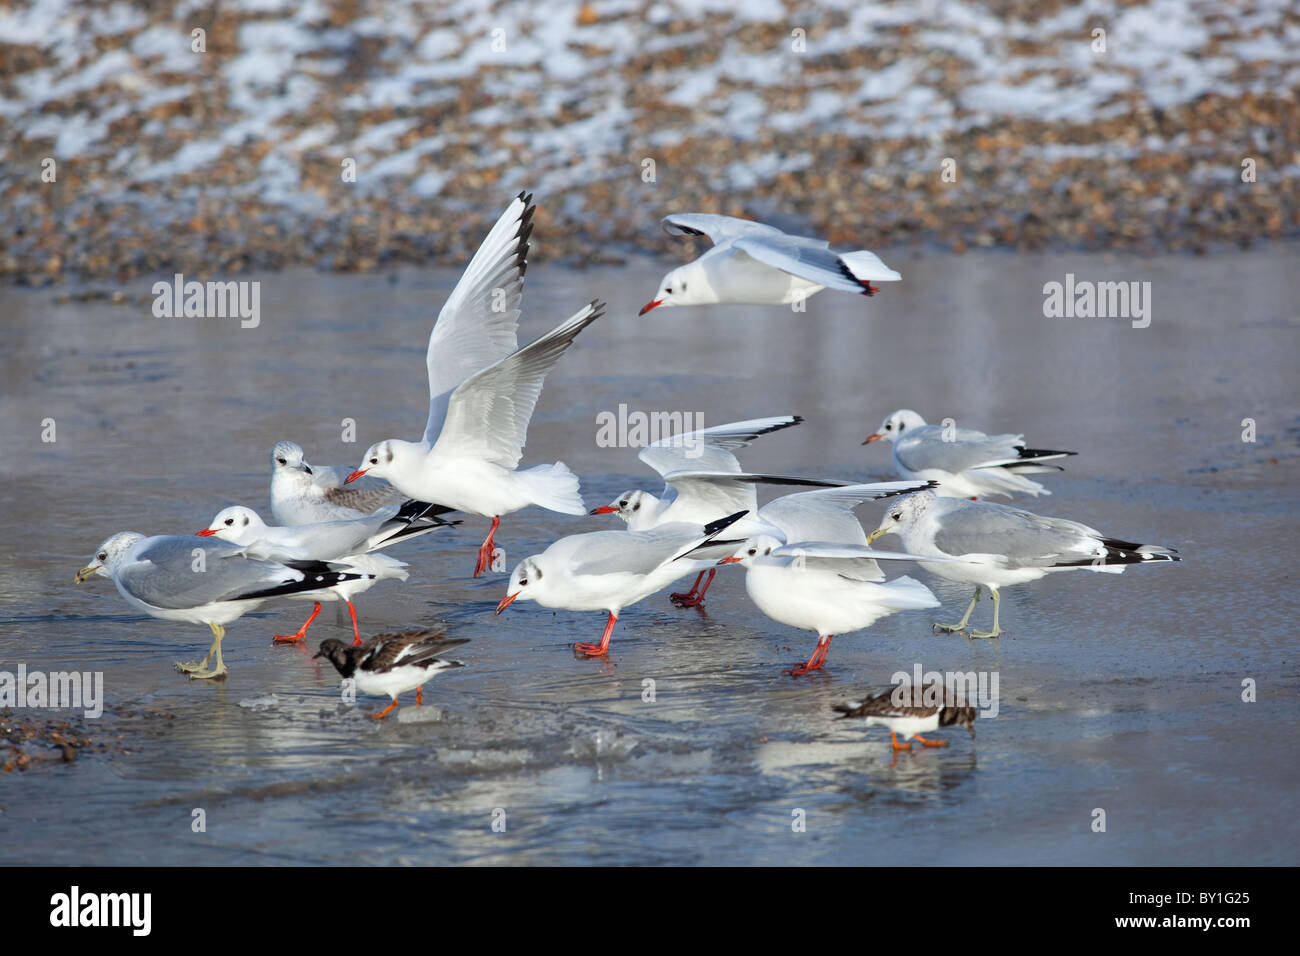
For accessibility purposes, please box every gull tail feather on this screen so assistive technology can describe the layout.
[516,461,585,515]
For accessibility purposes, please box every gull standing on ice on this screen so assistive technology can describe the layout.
[344,194,602,575]
[639,214,900,314]
[75,532,372,679]
[270,440,407,525]
[315,630,468,720]
[717,537,942,676]
[867,489,1180,638]
[197,503,457,644]
[495,512,748,658]
[863,410,1076,498]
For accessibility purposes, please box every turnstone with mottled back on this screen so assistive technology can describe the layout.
[315,630,468,719]
[834,689,977,751]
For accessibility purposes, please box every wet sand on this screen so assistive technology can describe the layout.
[1,244,1298,864]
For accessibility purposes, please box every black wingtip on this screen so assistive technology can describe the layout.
[703,510,749,537]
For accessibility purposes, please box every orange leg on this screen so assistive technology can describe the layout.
[574,612,618,657]
[890,731,913,751]
[913,735,948,748]
[369,698,399,720]
[785,635,833,677]
[273,602,322,643]
[346,600,362,646]
[671,569,716,608]
[473,516,501,577]
[416,686,423,706]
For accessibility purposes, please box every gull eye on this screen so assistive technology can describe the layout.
[665,286,672,294]
[369,457,378,465]
[519,577,527,587]
[619,500,627,508]
[225,518,234,526]
[885,423,892,430]
[276,457,287,465]
[891,512,902,521]
[747,548,757,556]
[97,552,107,561]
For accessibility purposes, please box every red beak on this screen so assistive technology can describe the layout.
[638,299,662,316]
[716,555,741,565]
[495,592,519,615]
[589,506,618,515]
[195,528,218,537]
[344,469,367,484]
[862,433,883,445]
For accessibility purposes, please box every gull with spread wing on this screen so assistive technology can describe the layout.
[344,194,602,575]
[639,213,900,314]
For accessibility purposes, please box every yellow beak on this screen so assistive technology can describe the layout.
[74,565,100,583]
[866,528,890,544]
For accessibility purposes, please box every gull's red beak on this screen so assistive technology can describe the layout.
[495,592,519,615]
[862,433,883,445]
[589,505,618,515]
[344,469,367,484]
[638,299,662,316]
[195,528,218,537]
[716,555,741,565]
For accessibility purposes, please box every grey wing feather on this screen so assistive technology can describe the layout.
[931,503,1102,566]
[423,194,533,444]
[434,301,603,469]
[661,213,783,243]
[895,428,1027,474]
[637,415,802,477]
[760,482,930,544]
[118,537,301,609]
[732,236,897,293]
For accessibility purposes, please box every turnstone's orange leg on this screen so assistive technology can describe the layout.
[273,602,322,643]
[370,698,399,720]
[346,600,362,645]
[473,516,501,578]
[416,686,423,706]
[785,635,833,676]
[575,612,617,657]
[890,731,912,751]
[913,735,948,748]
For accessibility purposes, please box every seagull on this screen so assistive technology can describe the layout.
[495,511,748,658]
[833,689,977,751]
[197,503,457,644]
[717,537,942,676]
[639,213,900,314]
[867,489,1180,638]
[863,410,1076,498]
[314,630,468,719]
[342,194,602,576]
[270,440,406,524]
[75,532,373,679]
[589,414,850,605]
